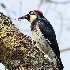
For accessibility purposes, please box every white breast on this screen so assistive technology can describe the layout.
[32,24,56,59]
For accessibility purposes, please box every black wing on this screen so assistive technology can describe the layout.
[38,19,60,56]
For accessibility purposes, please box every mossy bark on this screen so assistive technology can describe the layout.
[0,12,58,70]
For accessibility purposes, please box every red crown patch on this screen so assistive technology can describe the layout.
[35,10,43,15]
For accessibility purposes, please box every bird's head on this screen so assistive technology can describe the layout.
[18,10,43,23]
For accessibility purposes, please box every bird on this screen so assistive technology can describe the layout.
[18,10,64,70]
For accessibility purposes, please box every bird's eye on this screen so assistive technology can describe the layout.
[29,11,35,15]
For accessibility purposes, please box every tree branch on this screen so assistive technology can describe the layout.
[0,12,59,70]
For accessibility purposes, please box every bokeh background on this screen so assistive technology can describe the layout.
[0,0,70,70]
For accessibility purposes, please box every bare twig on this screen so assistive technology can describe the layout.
[50,1,70,4]
[60,47,70,52]
[39,0,70,4]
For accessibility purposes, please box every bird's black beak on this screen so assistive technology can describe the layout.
[18,14,30,21]
[18,16,25,19]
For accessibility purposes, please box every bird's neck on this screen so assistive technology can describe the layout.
[30,19,37,31]
[30,17,43,31]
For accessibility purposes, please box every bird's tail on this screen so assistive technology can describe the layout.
[57,56,64,70]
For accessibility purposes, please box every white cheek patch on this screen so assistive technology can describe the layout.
[30,15,37,23]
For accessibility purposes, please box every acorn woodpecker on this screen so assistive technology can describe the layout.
[18,10,64,70]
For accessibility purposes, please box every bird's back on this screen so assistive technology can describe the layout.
[31,18,60,57]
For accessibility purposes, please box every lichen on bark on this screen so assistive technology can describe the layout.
[0,12,58,70]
